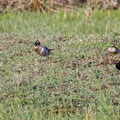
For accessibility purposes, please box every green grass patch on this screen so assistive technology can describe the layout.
[0,10,120,35]
[0,10,120,119]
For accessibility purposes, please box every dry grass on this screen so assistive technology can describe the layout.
[0,0,75,13]
[0,0,119,13]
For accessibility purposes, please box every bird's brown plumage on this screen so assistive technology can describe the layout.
[34,40,52,56]
[34,45,42,55]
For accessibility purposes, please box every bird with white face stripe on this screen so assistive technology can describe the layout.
[34,40,53,56]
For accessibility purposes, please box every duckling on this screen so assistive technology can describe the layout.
[34,40,53,56]
[107,44,119,54]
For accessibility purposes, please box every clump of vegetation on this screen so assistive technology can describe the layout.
[0,0,119,13]
[0,0,75,13]
[0,0,57,13]
[89,0,119,10]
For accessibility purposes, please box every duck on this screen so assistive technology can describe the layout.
[34,40,53,56]
[107,44,120,54]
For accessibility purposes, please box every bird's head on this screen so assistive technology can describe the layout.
[34,40,41,46]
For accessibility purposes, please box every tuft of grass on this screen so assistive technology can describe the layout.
[0,10,120,119]
[0,10,120,35]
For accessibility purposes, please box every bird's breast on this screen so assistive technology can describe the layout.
[34,46,42,54]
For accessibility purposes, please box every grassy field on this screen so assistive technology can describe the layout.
[0,9,120,120]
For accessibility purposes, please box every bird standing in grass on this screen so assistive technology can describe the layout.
[34,40,53,56]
